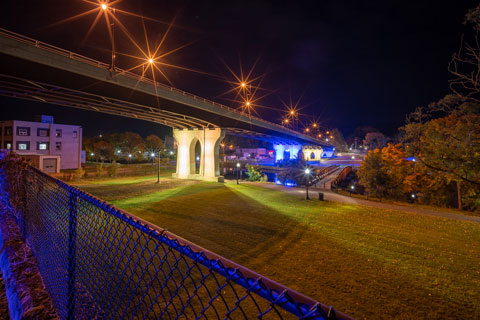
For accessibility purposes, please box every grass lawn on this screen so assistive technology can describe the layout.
[76,178,480,319]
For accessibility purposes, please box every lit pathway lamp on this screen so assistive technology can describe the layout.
[151,153,155,166]
[350,184,355,196]
[236,162,240,184]
[351,155,355,168]
[305,168,311,200]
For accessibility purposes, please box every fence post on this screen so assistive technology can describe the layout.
[67,189,77,320]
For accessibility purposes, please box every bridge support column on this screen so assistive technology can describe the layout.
[173,128,225,182]
[274,144,285,162]
[274,144,302,162]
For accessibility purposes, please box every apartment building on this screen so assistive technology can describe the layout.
[0,115,82,172]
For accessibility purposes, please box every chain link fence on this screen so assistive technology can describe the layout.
[0,156,351,320]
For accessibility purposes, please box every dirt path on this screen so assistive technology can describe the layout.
[258,183,480,223]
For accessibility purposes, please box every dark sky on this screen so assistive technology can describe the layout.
[1,0,478,138]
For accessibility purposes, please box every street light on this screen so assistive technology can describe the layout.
[351,155,355,168]
[156,151,161,183]
[236,162,241,184]
[304,168,311,200]
[350,184,355,196]
[150,152,155,166]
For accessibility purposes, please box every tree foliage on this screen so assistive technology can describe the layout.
[357,144,412,199]
[93,141,113,162]
[363,132,387,151]
[402,101,480,210]
[330,128,348,152]
[245,164,263,181]
[145,134,164,154]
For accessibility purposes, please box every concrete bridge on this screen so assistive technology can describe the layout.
[0,28,332,181]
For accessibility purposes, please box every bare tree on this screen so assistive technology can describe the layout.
[449,5,480,103]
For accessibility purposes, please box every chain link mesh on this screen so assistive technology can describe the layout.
[1,160,349,320]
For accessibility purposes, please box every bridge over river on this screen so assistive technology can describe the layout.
[0,28,332,180]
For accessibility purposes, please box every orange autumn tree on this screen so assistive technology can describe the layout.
[357,144,413,200]
[415,113,480,209]
[403,95,480,210]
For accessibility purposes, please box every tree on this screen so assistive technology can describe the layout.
[399,4,480,211]
[104,133,126,157]
[330,128,348,152]
[363,132,387,151]
[402,97,480,210]
[145,134,164,154]
[122,131,145,161]
[93,141,114,162]
[357,144,412,200]
[449,4,480,103]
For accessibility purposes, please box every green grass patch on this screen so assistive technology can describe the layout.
[77,178,480,319]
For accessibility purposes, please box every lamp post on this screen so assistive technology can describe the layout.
[305,168,310,200]
[350,184,355,196]
[156,151,160,184]
[236,162,240,184]
[351,155,355,168]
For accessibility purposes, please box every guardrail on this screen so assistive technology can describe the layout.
[0,28,323,143]
[0,156,351,320]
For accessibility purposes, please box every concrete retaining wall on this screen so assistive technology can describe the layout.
[0,203,58,320]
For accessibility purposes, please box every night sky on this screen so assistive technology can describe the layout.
[1,0,478,138]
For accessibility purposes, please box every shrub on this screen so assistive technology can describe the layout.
[245,164,262,182]
[73,167,85,180]
[108,160,118,177]
[95,163,104,177]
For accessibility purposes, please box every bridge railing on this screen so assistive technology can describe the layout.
[0,156,351,320]
[0,28,317,141]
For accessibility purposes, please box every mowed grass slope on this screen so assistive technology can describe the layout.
[77,179,480,319]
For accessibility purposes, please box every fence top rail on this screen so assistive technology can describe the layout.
[0,28,323,143]
[18,161,352,320]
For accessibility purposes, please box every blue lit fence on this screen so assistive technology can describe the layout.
[0,158,351,320]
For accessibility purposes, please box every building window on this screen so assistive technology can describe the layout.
[55,142,62,151]
[4,127,12,136]
[310,152,315,159]
[73,131,78,138]
[16,141,30,151]
[37,128,49,137]
[4,142,12,150]
[37,142,49,150]
[17,127,30,136]
[55,129,62,137]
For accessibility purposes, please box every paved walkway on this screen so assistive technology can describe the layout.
[259,183,480,223]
